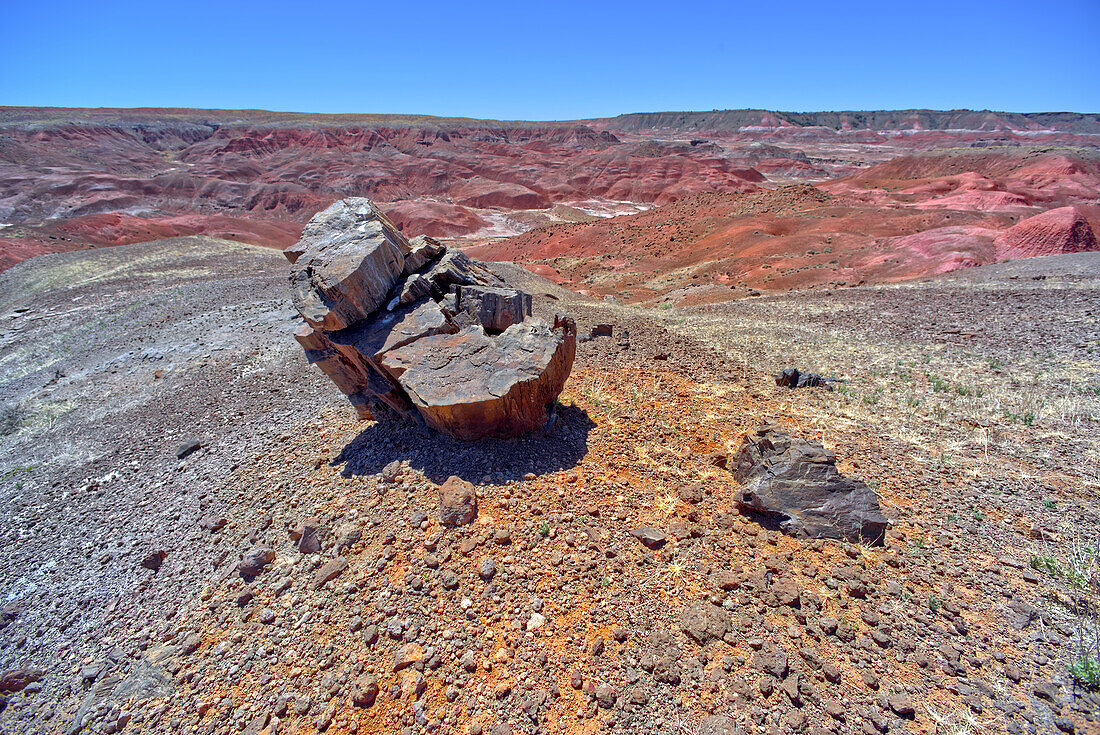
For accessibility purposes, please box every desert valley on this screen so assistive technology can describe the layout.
[0,104,1098,735]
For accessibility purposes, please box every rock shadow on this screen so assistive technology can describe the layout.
[332,404,594,484]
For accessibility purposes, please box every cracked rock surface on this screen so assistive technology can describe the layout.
[289,198,576,440]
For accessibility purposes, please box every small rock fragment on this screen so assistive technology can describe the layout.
[630,526,667,549]
[0,669,42,693]
[175,439,202,459]
[238,547,275,577]
[311,556,349,589]
[440,477,478,526]
[140,549,167,571]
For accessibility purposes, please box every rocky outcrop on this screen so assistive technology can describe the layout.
[733,424,888,543]
[288,198,576,440]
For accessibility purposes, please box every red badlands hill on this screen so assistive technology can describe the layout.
[0,109,764,267]
[468,150,1100,303]
[2,107,1099,294]
[995,206,1099,259]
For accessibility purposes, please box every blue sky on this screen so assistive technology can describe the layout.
[2,0,1098,118]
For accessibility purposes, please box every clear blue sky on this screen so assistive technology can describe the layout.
[2,0,1098,119]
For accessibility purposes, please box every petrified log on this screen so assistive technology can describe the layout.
[289,198,413,331]
[287,197,576,440]
[455,285,532,332]
[733,423,888,543]
[380,316,576,440]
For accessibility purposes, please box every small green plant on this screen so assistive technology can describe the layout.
[946,512,958,524]
[1004,410,1036,426]
[600,576,612,588]
[1,465,33,479]
[1031,554,1061,574]
[912,535,927,549]
[929,374,950,393]
[1069,653,1100,689]
[973,510,985,523]
[1042,498,1057,509]
[1030,554,1089,588]
[538,521,551,537]
[928,594,941,612]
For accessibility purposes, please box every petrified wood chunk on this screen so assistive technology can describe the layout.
[456,285,532,332]
[289,198,412,331]
[287,197,576,439]
[733,423,888,543]
[380,316,576,440]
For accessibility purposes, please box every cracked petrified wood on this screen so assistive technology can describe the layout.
[287,197,576,440]
[733,423,888,543]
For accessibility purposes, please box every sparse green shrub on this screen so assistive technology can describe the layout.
[1069,653,1100,689]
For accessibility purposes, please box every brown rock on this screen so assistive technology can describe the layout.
[440,476,478,526]
[394,643,424,671]
[238,547,275,577]
[630,526,667,549]
[381,318,575,440]
[680,602,730,644]
[0,668,42,693]
[351,675,379,707]
[311,556,348,589]
[198,514,226,532]
[335,524,363,550]
[293,519,323,554]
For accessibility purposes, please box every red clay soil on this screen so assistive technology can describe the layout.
[468,153,1100,304]
[0,213,302,269]
[0,120,765,269]
[383,200,492,239]
[825,150,1100,211]
[995,206,1099,259]
[3,110,1099,288]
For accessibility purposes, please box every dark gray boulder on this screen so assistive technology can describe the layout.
[733,423,888,543]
